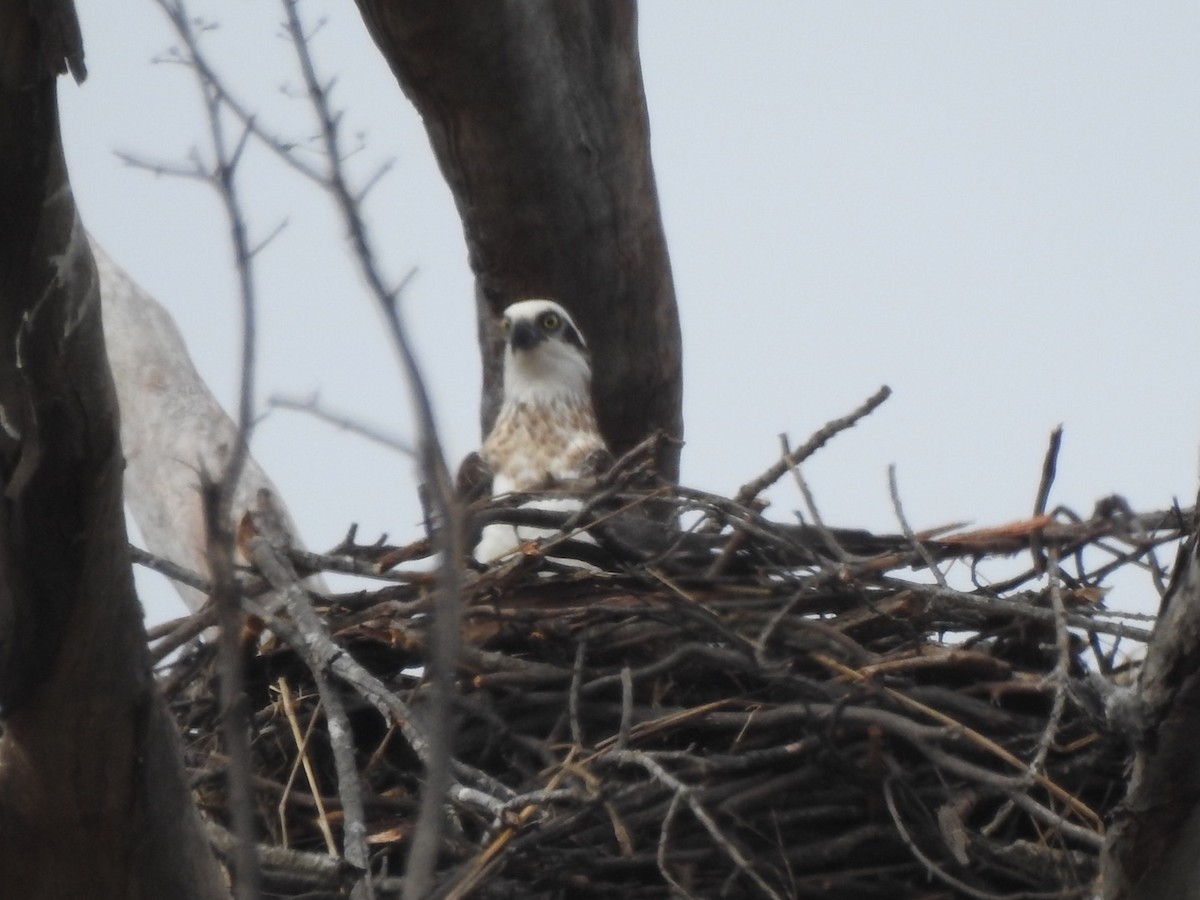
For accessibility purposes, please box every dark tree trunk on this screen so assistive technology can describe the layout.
[1102,520,1200,899]
[353,0,683,480]
[0,5,225,897]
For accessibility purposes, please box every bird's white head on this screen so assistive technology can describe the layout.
[500,299,592,403]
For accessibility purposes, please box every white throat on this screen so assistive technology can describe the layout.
[502,342,592,407]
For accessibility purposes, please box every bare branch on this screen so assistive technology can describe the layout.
[888,463,948,588]
[276,4,465,895]
[269,392,414,456]
[608,751,785,900]
[733,384,892,507]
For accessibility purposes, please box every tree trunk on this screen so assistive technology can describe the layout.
[0,5,226,897]
[353,0,683,480]
[1102,518,1200,899]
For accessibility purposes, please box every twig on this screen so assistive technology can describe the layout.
[148,0,265,886]
[277,6,465,895]
[440,750,579,900]
[570,641,587,748]
[277,681,336,855]
[810,653,1103,832]
[982,546,1075,840]
[269,392,414,456]
[888,463,948,588]
[784,435,851,563]
[883,778,1044,900]
[619,666,634,751]
[149,606,217,665]
[733,385,891,507]
[658,791,702,899]
[1030,426,1064,574]
[130,544,214,593]
[610,750,785,900]
[204,819,348,889]
[245,492,372,894]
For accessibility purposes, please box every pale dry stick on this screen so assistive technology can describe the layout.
[269,392,415,456]
[610,750,785,900]
[888,463,949,589]
[733,384,892,507]
[277,680,336,855]
[278,6,465,895]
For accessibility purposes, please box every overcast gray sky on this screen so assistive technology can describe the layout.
[60,2,1200,625]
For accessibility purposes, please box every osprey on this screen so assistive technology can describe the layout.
[461,299,611,563]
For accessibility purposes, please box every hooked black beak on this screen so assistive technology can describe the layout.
[509,320,544,352]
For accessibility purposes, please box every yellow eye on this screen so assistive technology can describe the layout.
[501,318,512,332]
[541,312,561,331]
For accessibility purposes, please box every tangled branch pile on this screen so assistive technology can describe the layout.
[149,402,1185,899]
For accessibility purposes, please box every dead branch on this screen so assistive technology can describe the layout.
[733,384,892,506]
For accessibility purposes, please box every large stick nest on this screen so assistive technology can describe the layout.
[151,399,1183,899]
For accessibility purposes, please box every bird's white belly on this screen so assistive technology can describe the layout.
[473,495,597,567]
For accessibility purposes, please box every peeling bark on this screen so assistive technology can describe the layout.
[354,0,683,479]
[0,6,225,897]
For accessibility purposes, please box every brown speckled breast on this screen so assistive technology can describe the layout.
[483,397,606,491]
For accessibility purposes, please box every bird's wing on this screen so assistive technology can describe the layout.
[578,446,615,483]
[456,451,494,503]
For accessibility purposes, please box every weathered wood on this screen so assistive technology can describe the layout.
[1103,520,1200,899]
[97,240,327,612]
[0,7,225,897]
[353,0,683,479]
